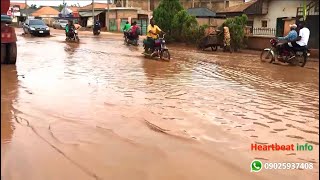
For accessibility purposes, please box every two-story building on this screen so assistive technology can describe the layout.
[217,0,318,49]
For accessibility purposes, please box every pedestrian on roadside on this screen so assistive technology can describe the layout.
[223,26,231,53]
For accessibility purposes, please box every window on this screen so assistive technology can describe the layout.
[261,20,268,28]
[30,20,45,25]
[225,1,230,8]
[315,3,319,13]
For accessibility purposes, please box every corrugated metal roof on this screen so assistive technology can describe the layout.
[79,11,103,17]
[187,8,216,17]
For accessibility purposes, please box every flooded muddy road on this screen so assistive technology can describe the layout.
[1,29,319,180]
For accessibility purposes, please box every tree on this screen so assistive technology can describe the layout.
[58,3,66,11]
[172,10,199,42]
[153,0,183,35]
[30,4,37,9]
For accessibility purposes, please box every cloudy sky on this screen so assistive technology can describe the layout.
[12,0,252,6]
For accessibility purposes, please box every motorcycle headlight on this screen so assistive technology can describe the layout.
[46,27,50,30]
[30,27,35,30]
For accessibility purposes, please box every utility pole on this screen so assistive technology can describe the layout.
[106,2,110,31]
[92,0,95,25]
[25,0,28,18]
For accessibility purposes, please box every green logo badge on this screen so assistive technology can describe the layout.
[251,160,263,172]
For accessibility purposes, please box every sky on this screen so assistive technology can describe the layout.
[11,0,113,6]
[11,0,251,7]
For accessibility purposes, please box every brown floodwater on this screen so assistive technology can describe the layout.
[1,29,319,180]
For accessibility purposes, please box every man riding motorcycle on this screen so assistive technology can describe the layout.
[93,20,101,34]
[123,21,131,37]
[276,24,298,57]
[144,18,163,54]
[65,20,75,39]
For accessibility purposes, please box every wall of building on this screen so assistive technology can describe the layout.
[252,0,310,29]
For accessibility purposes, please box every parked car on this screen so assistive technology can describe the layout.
[23,19,50,36]
[52,19,68,29]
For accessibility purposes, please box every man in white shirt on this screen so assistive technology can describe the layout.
[289,21,310,56]
[291,21,310,48]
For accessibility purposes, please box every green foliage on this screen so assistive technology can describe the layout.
[30,4,37,9]
[153,0,183,35]
[172,10,199,42]
[220,14,248,51]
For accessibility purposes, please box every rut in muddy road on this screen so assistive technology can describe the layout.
[1,29,319,180]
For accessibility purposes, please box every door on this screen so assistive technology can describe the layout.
[109,19,117,32]
[247,20,254,33]
[120,19,127,32]
[276,17,285,37]
[283,19,295,35]
[140,19,148,35]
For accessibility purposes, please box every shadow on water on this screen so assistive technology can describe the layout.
[64,42,80,57]
[1,65,19,144]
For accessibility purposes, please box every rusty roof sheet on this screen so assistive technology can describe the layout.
[31,6,60,16]
[79,3,110,11]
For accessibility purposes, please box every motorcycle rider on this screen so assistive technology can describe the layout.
[276,24,298,57]
[65,20,75,39]
[123,21,131,37]
[93,19,101,33]
[144,18,162,54]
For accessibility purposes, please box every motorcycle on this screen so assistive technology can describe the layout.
[260,38,309,67]
[143,33,170,61]
[66,27,80,43]
[124,32,139,46]
[93,22,101,35]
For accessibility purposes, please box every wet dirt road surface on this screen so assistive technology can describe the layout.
[1,28,319,180]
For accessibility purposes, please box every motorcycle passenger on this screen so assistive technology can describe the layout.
[123,21,131,37]
[290,22,310,52]
[128,21,140,40]
[276,24,298,56]
[145,18,162,53]
[65,20,75,39]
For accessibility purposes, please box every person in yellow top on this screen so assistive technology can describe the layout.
[145,19,163,53]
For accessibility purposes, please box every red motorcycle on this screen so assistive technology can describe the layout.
[260,38,308,67]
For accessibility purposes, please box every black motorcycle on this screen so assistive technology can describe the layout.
[143,33,170,61]
[260,38,309,67]
[93,21,101,35]
[124,32,139,46]
[66,27,80,43]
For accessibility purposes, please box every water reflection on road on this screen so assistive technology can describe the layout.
[1,29,319,180]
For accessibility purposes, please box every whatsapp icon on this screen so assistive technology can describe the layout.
[251,160,263,172]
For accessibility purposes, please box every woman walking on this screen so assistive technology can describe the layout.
[223,26,232,53]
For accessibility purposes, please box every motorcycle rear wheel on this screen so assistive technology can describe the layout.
[291,54,307,67]
[260,49,274,63]
[160,50,170,61]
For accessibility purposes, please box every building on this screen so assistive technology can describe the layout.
[31,6,60,26]
[78,3,112,28]
[218,0,318,51]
